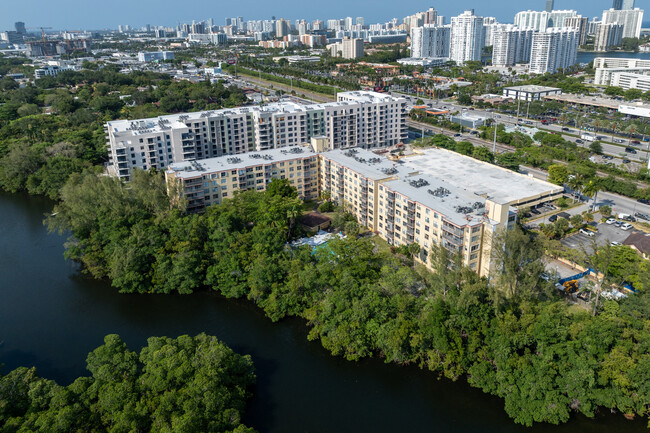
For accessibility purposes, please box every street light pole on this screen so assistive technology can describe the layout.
[493,119,497,153]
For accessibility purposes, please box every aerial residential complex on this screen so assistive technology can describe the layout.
[105,91,407,179]
[166,144,562,277]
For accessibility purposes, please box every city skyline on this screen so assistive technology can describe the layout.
[2,0,645,31]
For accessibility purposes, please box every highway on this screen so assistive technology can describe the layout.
[521,166,650,220]
[392,91,649,170]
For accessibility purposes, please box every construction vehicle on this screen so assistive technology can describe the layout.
[562,280,578,294]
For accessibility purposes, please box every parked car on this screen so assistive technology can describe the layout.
[638,198,650,205]
[531,208,541,215]
[576,139,584,144]
[631,140,641,145]
[454,133,461,137]
[579,228,595,236]
[635,212,650,221]
[606,218,617,224]
[562,127,570,131]
[621,223,633,231]
[610,241,622,246]
[602,155,614,160]
[623,159,631,163]
[614,138,625,143]
[614,220,624,227]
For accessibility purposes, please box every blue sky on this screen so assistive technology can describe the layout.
[0,0,641,31]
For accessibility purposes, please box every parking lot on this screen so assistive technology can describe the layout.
[561,220,635,252]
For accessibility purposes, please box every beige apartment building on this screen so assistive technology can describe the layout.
[318,147,562,276]
[165,146,318,213]
[167,144,561,277]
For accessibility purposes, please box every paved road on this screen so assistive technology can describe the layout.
[226,73,336,103]
[393,91,648,169]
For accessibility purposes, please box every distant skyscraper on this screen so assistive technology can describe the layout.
[529,27,579,74]
[514,10,578,31]
[565,16,589,45]
[424,8,438,24]
[491,25,534,66]
[545,0,554,12]
[14,22,26,35]
[594,23,624,51]
[450,10,484,64]
[601,8,644,38]
[275,18,290,38]
[612,0,635,10]
[410,24,450,58]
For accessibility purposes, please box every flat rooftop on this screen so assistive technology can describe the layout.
[336,90,404,104]
[167,145,315,179]
[107,90,404,135]
[384,174,492,227]
[320,148,418,181]
[403,148,562,205]
[504,85,561,93]
[543,93,620,109]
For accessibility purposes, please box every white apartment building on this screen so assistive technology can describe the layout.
[410,25,451,58]
[610,72,650,91]
[594,23,624,52]
[529,28,579,74]
[564,16,589,45]
[105,91,407,180]
[450,10,485,65]
[491,25,534,66]
[594,57,650,69]
[594,57,650,88]
[514,10,578,31]
[601,8,644,39]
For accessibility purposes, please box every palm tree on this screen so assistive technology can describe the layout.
[627,124,637,140]
[592,119,601,134]
[582,179,601,212]
[610,122,619,142]
[567,174,583,203]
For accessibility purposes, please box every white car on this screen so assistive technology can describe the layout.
[605,218,616,225]
[579,228,595,236]
[610,241,622,246]
[621,223,633,231]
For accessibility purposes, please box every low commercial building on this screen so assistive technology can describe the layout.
[503,85,562,101]
[450,113,487,129]
[165,145,319,213]
[618,103,650,118]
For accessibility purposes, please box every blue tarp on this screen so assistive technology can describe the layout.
[558,268,596,285]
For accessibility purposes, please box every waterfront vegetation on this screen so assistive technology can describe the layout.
[5,51,650,429]
[0,333,256,432]
[37,170,650,427]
